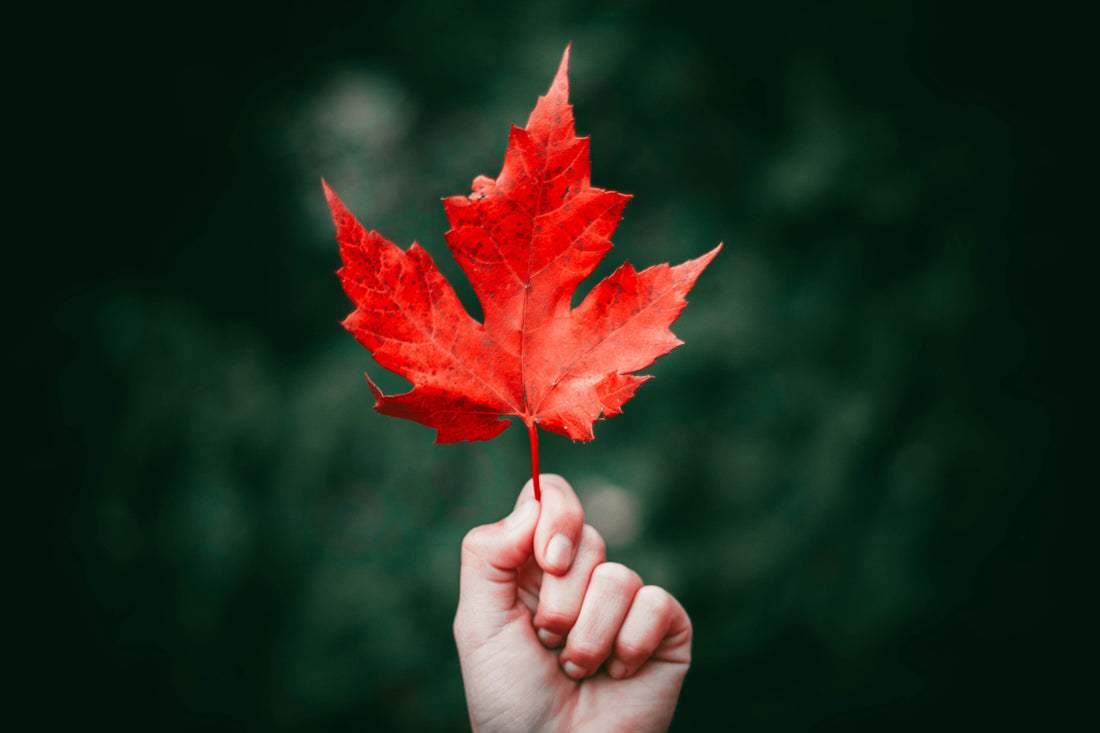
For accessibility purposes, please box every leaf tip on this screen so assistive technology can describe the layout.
[364,373,385,402]
[551,45,571,96]
[323,179,350,221]
[681,243,723,279]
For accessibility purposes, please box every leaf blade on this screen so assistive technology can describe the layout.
[326,47,720,478]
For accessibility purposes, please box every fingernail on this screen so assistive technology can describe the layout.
[607,660,628,679]
[506,500,538,529]
[536,628,563,647]
[545,534,574,571]
[562,660,587,679]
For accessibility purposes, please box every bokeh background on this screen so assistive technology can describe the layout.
[48,0,1078,730]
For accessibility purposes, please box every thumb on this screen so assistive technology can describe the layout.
[455,499,540,638]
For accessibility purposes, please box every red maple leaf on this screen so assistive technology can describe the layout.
[325,47,720,500]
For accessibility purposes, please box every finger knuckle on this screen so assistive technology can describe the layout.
[591,561,641,588]
[535,606,578,633]
[613,637,649,663]
[581,524,606,561]
[460,526,486,555]
[566,638,610,666]
[636,584,672,612]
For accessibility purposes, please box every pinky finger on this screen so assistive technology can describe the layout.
[607,585,692,679]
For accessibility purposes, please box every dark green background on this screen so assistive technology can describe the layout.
[47,0,1078,730]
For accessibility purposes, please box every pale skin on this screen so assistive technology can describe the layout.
[454,474,692,732]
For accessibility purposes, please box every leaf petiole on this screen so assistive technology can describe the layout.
[526,419,541,501]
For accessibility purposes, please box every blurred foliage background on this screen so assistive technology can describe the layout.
[43,0,1080,730]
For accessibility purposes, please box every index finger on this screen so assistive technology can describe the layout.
[515,474,584,575]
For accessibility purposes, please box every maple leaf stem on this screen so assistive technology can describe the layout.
[526,420,541,501]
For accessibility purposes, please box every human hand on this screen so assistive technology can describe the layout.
[454,475,692,732]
